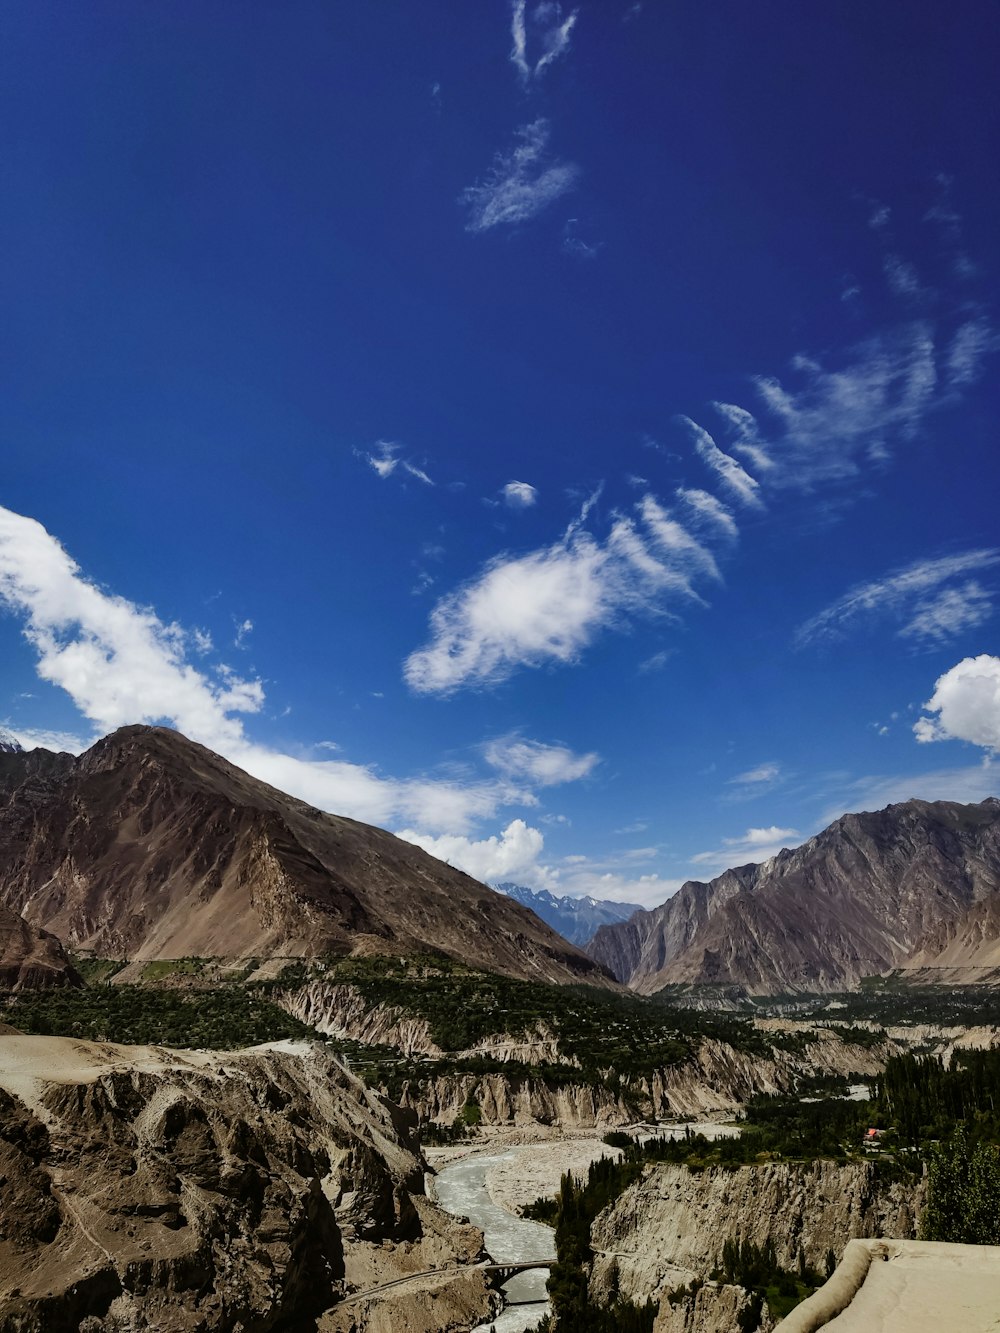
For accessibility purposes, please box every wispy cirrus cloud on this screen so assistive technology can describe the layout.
[404,486,735,694]
[510,0,578,83]
[359,440,434,486]
[796,550,999,649]
[678,417,764,509]
[461,119,579,233]
[484,734,598,786]
[722,762,786,806]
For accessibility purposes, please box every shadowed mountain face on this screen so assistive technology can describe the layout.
[495,883,642,947]
[0,726,610,986]
[0,903,80,990]
[587,798,1000,994]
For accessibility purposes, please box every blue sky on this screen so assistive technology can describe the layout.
[2,1,999,907]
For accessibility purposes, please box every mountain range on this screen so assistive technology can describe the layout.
[587,797,1000,994]
[494,883,641,946]
[0,726,608,987]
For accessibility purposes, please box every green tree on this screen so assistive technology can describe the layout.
[921,1126,1000,1244]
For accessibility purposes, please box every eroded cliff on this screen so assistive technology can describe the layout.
[0,1034,494,1332]
[588,1158,924,1306]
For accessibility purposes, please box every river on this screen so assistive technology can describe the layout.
[433,1149,555,1332]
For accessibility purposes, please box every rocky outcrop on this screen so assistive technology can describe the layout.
[588,798,1000,994]
[653,1283,775,1333]
[0,1034,494,1332]
[588,1159,924,1306]
[284,982,445,1057]
[0,903,80,989]
[0,725,611,987]
[402,1069,636,1129]
[281,981,568,1065]
[400,1028,897,1129]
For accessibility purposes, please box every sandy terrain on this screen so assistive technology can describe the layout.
[820,1241,1000,1332]
[0,1033,311,1116]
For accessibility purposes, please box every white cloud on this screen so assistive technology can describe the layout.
[461,119,579,233]
[675,487,739,539]
[639,494,722,581]
[405,491,726,694]
[510,0,578,83]
[501,480,538,509]
[727,825,798,846]
[0,723,86,754]
[729,762,781,786]
[637,649,672,673]
[399,815,679,909]
[0,504,529,837]
[364,440,400,478]
[796,550,999,648]
[825,758,998,822]
[947,316,995,388]
[914,655,1000,752]
[899,581,993,645]
[397,818,545,884]
[484,734,598,786]
[234,618,253,649]
[403,461,434,486]
[883,254,922,299]
[361,441,434,486]
[711,403,775,473]
[679,418,764,509]
[691,825,801,873]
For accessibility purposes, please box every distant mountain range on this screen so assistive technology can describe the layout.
[587,797,1000,994]
[495,883,641,947]
[0,726,610,988]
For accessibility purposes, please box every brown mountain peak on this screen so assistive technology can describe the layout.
[0,726,611,987]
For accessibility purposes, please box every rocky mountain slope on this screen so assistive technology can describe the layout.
[0,1033,495,1332]
[0,726,608,986]
[495,882,641,946]
[0,903,80,990]
[588,798,1000,994]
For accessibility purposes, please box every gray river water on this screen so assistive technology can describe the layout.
[433,1149,556,1332]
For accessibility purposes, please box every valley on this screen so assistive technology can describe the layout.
[1,729,999,1330]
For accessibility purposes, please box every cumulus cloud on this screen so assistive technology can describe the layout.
[914,655,1000,752]
[395,818,545,885]
[405,489,730,694]
[484,735,598,786]
[0,504,526,836]
[398,817,678,908]
[501,480,538,508]
[510,0,578,83]
[461,119,579,233]
[796,550,999,648]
